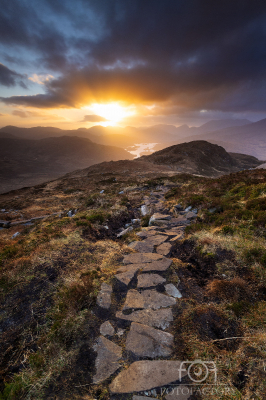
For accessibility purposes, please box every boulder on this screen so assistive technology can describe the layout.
[165,284,182,298]
[100,321,115,336]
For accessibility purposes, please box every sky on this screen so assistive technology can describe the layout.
[1,0,266,129]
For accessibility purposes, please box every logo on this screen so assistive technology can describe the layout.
[179,360,217,384]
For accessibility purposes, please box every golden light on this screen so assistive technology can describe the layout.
[91,102,134,125]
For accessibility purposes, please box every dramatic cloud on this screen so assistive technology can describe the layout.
[81,114,108,122]
[1,0,266,118]
[0,63,27,88]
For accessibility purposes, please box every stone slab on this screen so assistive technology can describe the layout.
[186,211,197,220]
[116,308,173,330]
[144,235,168,246]
[93,336,122,383]
[115,270,136,286]
[100,321,115,336]
[96,283,112,309]
[123,253,164,264]
[137,273,166,288]
[165,284,182,298]
[109,360,187,393]
[156,242,172,257]
[129,241,155,253]
[136,230,157,238]
[122,289,176,311]
[125,322,173,358]
[150,213,171,221]
[142,258,172,272]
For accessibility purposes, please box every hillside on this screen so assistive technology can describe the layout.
[138,140,262,176]
[0,136,133,193]
[0,165,266,399]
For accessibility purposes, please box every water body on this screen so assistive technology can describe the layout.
[127,143,158,158]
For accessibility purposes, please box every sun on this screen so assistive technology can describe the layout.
[90,102,134,125]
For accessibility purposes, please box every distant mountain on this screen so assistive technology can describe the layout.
[181,118,266,159]
[0,131,17,139]
[0,136,133,193]
[137,140,262,177]
[191,118,251,134]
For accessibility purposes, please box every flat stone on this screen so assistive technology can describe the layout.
[150,213,171,221]
[116,264,141,274]
[136,230,157,238]
[123,253,164,264]
[100,321,115,336]
[186,211,197,220]
[125,322,174,358]
[123,289,175,311]
[144,234,168,246]
[156,242,172,257]
[128,241,155,253]
[122,290,145,310]
[96,283,112,309]
[150,219,171,227]
[115,270,136,286]
[165,385,192,400]
[116,308,173,330]
[109,360,187,393]
[169,233,184,242]
[137,273,166,288]
[163,230,184,237]
[93,336,122,383]
[170,217,189,226]
[165,284,182,298]
[142,258,172,272]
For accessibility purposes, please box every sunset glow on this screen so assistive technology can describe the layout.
[90,103,135,125]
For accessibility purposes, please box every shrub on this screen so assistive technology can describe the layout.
[206,277,250,301]
[221,225,235,235]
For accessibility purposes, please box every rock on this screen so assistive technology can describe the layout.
[123,253,164,264]
[128,241,155,253]
[142,258,172,272]
[185,206,192,212]
[100,321,115,336]
[109,360,187,393]
[96,283,112,309]
[174,204,183,211]
[93,336,122,383]
[144,235,168,246]
[116,264,141,274]
[122,289,176,311]
[119,191,124,194]
[12,232,20,239]
[186,211,197,220]
[165,283,182,298]
[100,190,105,194]
[136,230,157,238]
[132,218,141,224]
[169,217,189,226]
[67,210,74,217]
[156,242,172,257]
[125,322,174,358]
[150,213,171,221]
[116,329,125,337]
[141,205,150,216]
[115,270,136,287]
[116,308,173,329]
[117,226,133,238]
[169,232,184,242]
[137,273,166,288]
[122,290,145,310]
[165,385,192,400]
[125,223,131,228]
[163,229,184,237]
[150,219,170,227]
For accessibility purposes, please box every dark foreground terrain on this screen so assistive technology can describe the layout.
[0,162,266,399]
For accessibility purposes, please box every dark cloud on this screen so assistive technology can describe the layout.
[12,110,28,118]
[1,0,266,114]
[81,114,108,122]
[0,63,26,87]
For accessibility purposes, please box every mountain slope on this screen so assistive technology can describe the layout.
[0,136,133,193]
[138,140,262,177]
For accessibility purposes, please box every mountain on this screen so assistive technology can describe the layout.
[190,118,251,134]
[137,140,262,177]
[0,136,133,193]
[180,118,266,159]
[0,131,17,139]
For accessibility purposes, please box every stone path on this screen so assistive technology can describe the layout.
[93,187,197,398]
